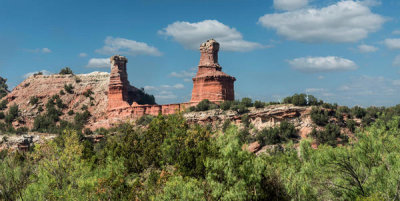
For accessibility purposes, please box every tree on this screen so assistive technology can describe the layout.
[0,76,8,99]
[206,126,289,200]
[310,107,330,126]
[195,99,214,111]
[220,101,233,111]
[156,176,204,201]
[241,97,253,107]
[23,130,96,200]
[254,100,265,108]
[351,106,366,119]
[5,104,19,123]
[0,153,31,201]
[311,123,344,147]
[59,67,73,75]
[64,84,74,94]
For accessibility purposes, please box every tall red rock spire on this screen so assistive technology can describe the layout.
[190,39,236,103]
[107,55,131,110]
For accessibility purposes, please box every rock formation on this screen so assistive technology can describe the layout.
[108,55,135,110]
[1,39,238,130]
[190,39,236,103]
[2,72,110,128]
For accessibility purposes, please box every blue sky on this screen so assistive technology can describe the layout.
[1,0,400,106]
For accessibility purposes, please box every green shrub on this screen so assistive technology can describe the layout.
[74,76,81,83]
[195,99,212,111]
[337,106,350,114]
[83,89,93,97]
[256,121,298,146]
[64,84,74,94]
[254,100,265,109]
[310,107,330,126]
[0,99,8,110]
[95,127,109,135]
[222,119,231,132]
[188,106,196,112]
[38,105,44,113]
[59,90,65,95]
[232,103,249,114]
[0,112,4,119]
[56,98,66,109]
[84,128,93,135]
[136,115,154,126]
[81,105,88,111]
[283,93,321,106]
[68,110,74,116]
[16,127,29,135]
[311,123,346,147]
[351,106,366,119]
[5,104,19,123]
[241,97,253,107]
[346,119,356,133]
[59,67,73,75]
[322,103,337,110]
[220,101,233,111]
[74,110,91,130]
[0,77,8,99]
[241,114,251,128]
[29,96,39,105]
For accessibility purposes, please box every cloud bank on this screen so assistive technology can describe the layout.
[159,20,263,52]
[288,56,358,73]
[258,1,385,43]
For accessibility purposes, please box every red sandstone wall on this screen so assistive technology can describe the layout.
[191,78,234,103]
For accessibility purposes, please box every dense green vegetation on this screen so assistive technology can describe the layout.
[0,77,8,99]
[2,112,400,200]
[283,93,322,106]
[135,88,157,105]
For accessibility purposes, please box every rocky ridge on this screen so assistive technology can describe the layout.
[2,72,110,128]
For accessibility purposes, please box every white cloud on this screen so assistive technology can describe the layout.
[306,88,325,93]
[170,68,196,78]
[288,56,358,73]
[393,30,400,35]
[258,1,385,43]
[79,52,88,57]
[360,0,381,7]
[144,83,185,91]
[155,91,177,100]
[144,86,157,91]
[358,44,378,53]
[184,78,192,82]
[317,75,325,80]
[159,20,263,52]
[41,48,52,53]
[25,48,52,53]
[394,55,400,66]
[86,58,109,68]
[392,80,400,86]
[274,0,308,11]
[338,76,396,96]
[23,70,52,79]
[96,37,162,56]
[384,38,400,49]
[331,75,400,106]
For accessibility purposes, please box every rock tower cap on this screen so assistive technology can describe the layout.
[110,55,128,63]
[200,39,219,53]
